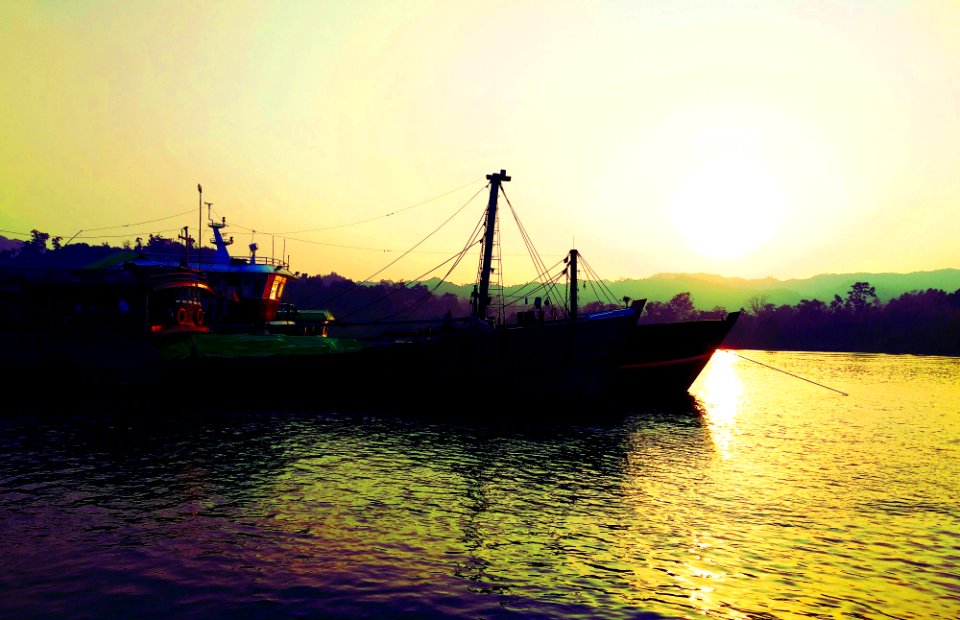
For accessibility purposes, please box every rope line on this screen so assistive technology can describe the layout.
[501,257,566,301]
[578,254,622,308]
[500,186,566,316]
[80,209,197,232]
[354,183,488,285]
[338,238,482,322]
[272,178,485,235]
[316,185,489,312]
[725,350,849,396]
[22,180,484,251]
[71,227,186,240]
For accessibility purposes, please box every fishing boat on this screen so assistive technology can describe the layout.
[0,259,218,388]
[158,171,642,408]
[3,170,739,410]
[0,188,345,401]
[129,184,297,334]
[321,170,737,399]
[159,170,738,409]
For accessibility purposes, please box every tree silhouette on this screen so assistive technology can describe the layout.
[19,229,50,258]
[639,292,708,323]
[747,294,771,316]
[844,281,878,312]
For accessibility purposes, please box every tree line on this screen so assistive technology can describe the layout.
[729,282,960,355]
[633,282,960,356]
[284,272,469,323]
[4,232,959,355]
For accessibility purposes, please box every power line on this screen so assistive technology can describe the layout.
[272,178,484,235]
[80,209,197,232]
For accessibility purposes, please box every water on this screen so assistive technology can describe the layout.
[2,351,958,619]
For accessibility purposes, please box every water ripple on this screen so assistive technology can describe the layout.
[2,353,960,618]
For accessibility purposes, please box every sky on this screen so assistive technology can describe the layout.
[1,0,958,285]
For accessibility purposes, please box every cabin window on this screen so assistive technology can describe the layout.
[267,275,286,301]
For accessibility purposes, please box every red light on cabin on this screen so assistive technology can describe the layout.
[150,324,164,333]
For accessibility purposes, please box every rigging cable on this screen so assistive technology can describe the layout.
[56,180,486,253]
[724,350,849,396]
[500,262,568,313]
[499,186,567,315]
[272,178,485,235]
[395,211,492,318]
[337,235,483,323]
[61,209,200,246]
[78,209,197,233]
[317,185,489,312]
[578,254,622,308]
[323,181,487,286]
[500,271,569,320]
[501,256,567,302]
[369,237,484,322]
[70,227,186,240]
[500,187,549,286]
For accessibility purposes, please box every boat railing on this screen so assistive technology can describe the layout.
[241,256,290,269]
[137,251,290,271]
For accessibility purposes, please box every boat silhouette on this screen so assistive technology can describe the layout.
[1,170,739,411]
[161,169,740,410]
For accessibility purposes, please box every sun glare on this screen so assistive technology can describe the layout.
[692,350,744,460]
[669,155,789,260]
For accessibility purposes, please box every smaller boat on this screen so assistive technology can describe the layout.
[0,261,215,336]
[129,184,297,334]
[0,260,218,388]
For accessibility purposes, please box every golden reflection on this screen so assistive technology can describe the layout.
[692,350,745,460]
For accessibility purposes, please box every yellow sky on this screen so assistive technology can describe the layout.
[1,0,958,284]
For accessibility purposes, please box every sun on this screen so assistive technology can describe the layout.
[669,155,789,260]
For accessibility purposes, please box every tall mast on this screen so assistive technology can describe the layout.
[197,184,203,269]
[569,248,579,321]
[475,169,510,319]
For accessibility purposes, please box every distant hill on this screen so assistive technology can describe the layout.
[3,232,957,312]
[406,269,960,311]
[0,237,21,253]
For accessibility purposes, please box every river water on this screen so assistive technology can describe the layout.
[1,351,958,619]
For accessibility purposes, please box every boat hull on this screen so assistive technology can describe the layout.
[3,312,640,412]
[612,311,741,396]
[164,311,641,410]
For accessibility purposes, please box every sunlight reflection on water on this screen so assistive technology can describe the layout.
[682,350,960,618]
[697,349,744,461]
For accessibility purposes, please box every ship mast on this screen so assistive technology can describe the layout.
[475,169,510,319]
[568,248,579,321]
[197,184,203,269]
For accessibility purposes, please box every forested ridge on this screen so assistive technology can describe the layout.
[4,231,959,355]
